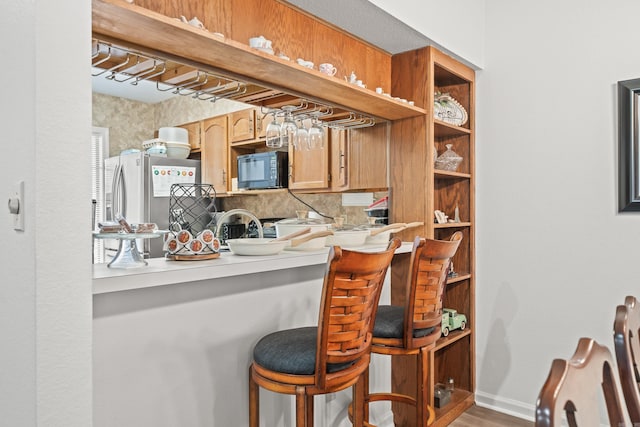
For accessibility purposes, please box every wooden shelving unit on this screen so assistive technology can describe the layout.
[390,46,475,426]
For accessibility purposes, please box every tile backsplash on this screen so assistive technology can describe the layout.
[92,92,246,156]
[222,191,387,226]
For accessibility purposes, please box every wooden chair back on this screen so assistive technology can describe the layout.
[614,295,640,424]
[315,238,401,389]
[403,231,463,349]
[535,337,626,427]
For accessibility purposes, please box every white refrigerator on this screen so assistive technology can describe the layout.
[101,151,201,261]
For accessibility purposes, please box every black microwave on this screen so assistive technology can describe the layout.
[237,151,288,190]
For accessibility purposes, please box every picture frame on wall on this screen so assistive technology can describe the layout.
[618,78,640,212]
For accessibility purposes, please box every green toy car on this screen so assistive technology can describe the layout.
[441,308,467,337]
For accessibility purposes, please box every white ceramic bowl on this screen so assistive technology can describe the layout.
[165,141,191,159]
[275,217,330,234]
[227,238,287,256]
[158,127,188,144]
[364,231,391,245]
[146,142,166,155]
[325,229,370,248]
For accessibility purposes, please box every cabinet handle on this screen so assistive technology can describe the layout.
[222,169,227,185]
[249,118,253,134]
[340,152,346,170]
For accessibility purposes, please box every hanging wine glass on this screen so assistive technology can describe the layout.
[308,117,325,150]
[265,112,282,148]
[295,117,310,150]
[280,107,298,148]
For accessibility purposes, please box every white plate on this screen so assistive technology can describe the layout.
[434,94,468,126]
[325,230,370,247]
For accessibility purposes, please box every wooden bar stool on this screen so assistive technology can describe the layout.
[614,295,640,424]
[353,233,462,426]
[249,238,401,427]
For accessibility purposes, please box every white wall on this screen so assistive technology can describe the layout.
[0,0,92,426]
[1,1,37,422]
[475,0,640,419]
[93,268,393,427]
[5,1,638,425]
[370,0,640,421]
[368,0,486,68]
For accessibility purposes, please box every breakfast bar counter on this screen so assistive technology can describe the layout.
[92,243,411,427]
[92,242,413,294]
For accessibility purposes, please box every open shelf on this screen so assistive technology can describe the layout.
[434,328,472,352]
[435,170,471,179]
[434,222,471,229]
[432,389,475,427]
[435,120,471,137]
[447,273,471,284]
[92,0,426,122]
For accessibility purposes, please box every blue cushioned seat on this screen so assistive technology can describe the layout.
[374,305,436,339]
[253,327,355,375]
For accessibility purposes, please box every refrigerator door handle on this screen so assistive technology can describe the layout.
[111,163,127,218]
[120,165,127,218]
[111,163,120,219]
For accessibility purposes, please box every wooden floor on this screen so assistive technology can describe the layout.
[449,405,533,427]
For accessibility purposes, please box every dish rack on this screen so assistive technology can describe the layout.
[166,184,220,258]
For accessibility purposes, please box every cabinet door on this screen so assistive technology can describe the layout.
[347,123,388,189]
[329,124,388,191]
[228,109,256,143]
[288,133,330,190]
[202,116,228,195]
[179,121,202,152]
[330,129,348,190]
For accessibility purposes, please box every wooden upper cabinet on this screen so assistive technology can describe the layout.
[346,124,388,190]
[330,124,388,192]
[288,133,330,191]
[229,109,256,143]
[288,124,387,193]
[178,121,202,152]
[202,116,229,195]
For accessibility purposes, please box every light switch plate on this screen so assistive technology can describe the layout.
[12,181,24,231]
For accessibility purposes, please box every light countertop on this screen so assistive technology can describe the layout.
[92,242,413,295]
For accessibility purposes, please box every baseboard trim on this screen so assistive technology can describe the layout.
[474,390,535,422]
